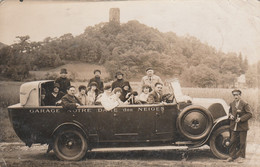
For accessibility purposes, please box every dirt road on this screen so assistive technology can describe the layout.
[0,142,260,167]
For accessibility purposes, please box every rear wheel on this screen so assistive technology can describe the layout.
[53,128,87,161]
[210,125,230,159]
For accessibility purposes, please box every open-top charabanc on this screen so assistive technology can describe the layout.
[8,79,231,161]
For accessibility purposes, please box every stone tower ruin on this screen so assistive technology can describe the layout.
[109,8,120,24]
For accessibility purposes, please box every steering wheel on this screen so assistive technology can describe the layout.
[162,93,175,103]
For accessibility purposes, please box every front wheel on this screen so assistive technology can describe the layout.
[209,125,230,159]
[53,128,88,161]
[177,106,213,140]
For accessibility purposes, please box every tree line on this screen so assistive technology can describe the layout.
[0,20,257,88]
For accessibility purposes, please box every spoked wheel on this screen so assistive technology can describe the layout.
[53,128,88,161]
[210,125,230,159]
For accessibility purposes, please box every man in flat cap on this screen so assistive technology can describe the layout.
[111,71,132,91]
[227,89,252,162]
[141,67,163,90]
[88,69,104,92]
[55,68,71,94]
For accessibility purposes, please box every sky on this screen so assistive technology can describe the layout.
[0,0,260,63]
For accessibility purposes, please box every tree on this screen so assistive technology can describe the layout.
[245,65,257,88]
[181,65,219,87]
[220,54,241,75]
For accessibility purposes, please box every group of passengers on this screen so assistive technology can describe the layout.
[41,67,174,110]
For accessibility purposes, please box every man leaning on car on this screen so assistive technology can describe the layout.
[227,89,252,163]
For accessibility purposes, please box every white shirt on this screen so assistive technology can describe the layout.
[100,93,120,111]
[138,92,149,102]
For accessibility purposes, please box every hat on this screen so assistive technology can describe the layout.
[146,67,153,72]
[232,89,242,95]
[113,87,122,94]
[54,83,60,88]
[94,69,101,74]
[122,81,130,87]
[89,82,98,87]
[78,85,86,91]
[60,68,68,74]
[115,71,124,78]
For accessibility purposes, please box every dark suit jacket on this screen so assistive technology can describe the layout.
[111,79,132,91]
[61,94,83,110]
[88,77,104,92]
[55,77,71,94]
[147,91,163,103]
[229,99,252,131]
[44,92,65,106]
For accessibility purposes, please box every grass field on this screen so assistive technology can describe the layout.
[0,81,259,142]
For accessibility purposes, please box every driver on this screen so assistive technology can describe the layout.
[147,82,163,104]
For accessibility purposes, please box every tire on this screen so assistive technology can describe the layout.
[53,128,88,161]
[177,105,213,140]
[210,125,230,159]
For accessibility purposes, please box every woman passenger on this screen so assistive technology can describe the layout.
[86,82,100,105]
[76,85,87,105]
[138,85,152,103]
[120,82,132,102]
[44,83,65,106]
[110,87,130,105]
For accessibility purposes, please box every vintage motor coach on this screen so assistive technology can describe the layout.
[8,79,231,161]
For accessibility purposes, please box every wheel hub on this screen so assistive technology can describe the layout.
[66,140,74,149]
[223,139,230,147]
[191,119,200,129]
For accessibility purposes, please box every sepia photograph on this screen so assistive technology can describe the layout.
[0,0,259,166]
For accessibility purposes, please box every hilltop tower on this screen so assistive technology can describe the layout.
[109,8,120,24]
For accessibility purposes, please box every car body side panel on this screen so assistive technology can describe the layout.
[8,104,180,145]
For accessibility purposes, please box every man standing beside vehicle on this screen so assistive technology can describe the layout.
[141,67,163,90]
[227,89,252,162]
[55,68,71,94]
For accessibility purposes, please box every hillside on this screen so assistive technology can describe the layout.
[0,20,257,88]
[0,42,6,49]
[0,0,259,63]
